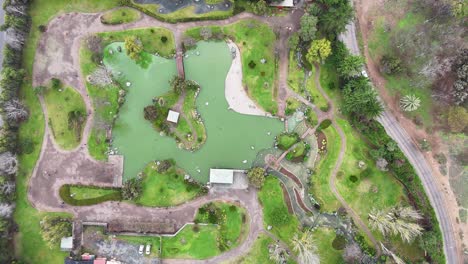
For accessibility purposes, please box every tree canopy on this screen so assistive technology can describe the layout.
[40,216,72,249]
[124,36,143,62]
[247,167,266,189]
[342,77,383,120]
[337,54,364,78]
[299,14,318,42]
[312,0,354,37]
[306,38,332,64]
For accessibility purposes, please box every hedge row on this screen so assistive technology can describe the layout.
[59,184,122,206]
[119,0,233,24]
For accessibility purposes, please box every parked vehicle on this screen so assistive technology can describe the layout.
[138,245,144,254]
[145,244,151,255]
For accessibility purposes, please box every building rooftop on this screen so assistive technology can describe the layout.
[209,169,234,184]
[167,110,180,123]
[270,0,295,7]
[60,236,73,251]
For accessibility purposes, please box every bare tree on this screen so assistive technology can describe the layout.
[4,99,28,125]
[0,203,14,218]
[0,181,15,195]
[0,151,18,176]
[343,242,363,263]
[381,243,406,264]
[269,243,290,264]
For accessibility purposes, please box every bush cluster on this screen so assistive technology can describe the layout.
[0,0,32,262]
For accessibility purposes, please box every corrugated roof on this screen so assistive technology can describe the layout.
[209,169,234,184]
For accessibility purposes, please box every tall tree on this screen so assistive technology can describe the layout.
[291,230,320,264]
[337,55,364,78]
[247,167,266,188]
[342,78,383,120]
[306,39,332,64]
[124,36,143,62]
[315,0,353,36]
[299,14,318,42]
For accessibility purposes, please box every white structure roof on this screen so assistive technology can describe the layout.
[60,236,73,251]
[209,169,234,184]
[270,0,294,7]
[167,110,180,123]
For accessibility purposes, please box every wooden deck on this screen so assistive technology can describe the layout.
[176,50,185,79]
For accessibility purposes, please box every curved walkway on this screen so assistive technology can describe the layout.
[29,9,302,263]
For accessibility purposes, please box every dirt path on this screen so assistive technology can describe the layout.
[29,9,305,263]
[313,64,381,255]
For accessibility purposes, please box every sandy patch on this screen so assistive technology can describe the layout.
[224,41,272,117]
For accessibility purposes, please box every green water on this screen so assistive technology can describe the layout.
[104,42,284,182]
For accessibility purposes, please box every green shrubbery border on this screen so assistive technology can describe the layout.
[59,184,122,206]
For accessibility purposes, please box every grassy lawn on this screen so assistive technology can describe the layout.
[116,235,161,257]
[136,162,203,207]
[133,4,233,22]
[162,224,219,259]
[287,51,304,93]
[285,97,301,116]
[309,126,341,212]
[277,132,299,150]
[258,177,300,246]
[15,1,121,262]
[334,118,425,261]
[43,86,86,150]
[98,27,175,58]
[69,185,119,200]
[183,89,207,144]
[185,20,278,114]
[100,7,141,25]
[313,228,344,264]
[80,46,121,161]
[286,141,308,161]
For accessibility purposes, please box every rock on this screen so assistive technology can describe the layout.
[260,58,267,64]
[242,160,247,164]
[109,49,113,55]
[117,46,122,52]
[126,82,131,87]
[267,225,272,230]
[205,102,209,106]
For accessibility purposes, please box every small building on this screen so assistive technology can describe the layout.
[64,258,93,264]
[270,0,295,7]
[60,236,73,251]
[93,258,107,264]
[167,110,180,123]
[209,169,234,185]
[106,260,123,264]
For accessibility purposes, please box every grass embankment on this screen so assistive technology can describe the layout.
[185,20,278,114]
[130,3,233,23]
[161,202,246,259]
[136,162,203,207]
[309,125,341,212]
[100,7,141,25]
[59,185,122,206]
[277,132,299,150]
[287,51,329,111]
[44,86,86,150]
[229,234,274,264]
[15,1,120,263]
[82,27,175,160]
[314,228,345,264]
[258,177,300,246]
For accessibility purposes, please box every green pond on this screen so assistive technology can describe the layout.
[104,41,284,182]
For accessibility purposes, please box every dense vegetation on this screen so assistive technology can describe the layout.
[0,0,32,262]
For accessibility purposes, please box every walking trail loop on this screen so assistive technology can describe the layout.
[30,10,301,263]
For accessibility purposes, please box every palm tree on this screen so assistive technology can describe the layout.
[400,94,421,112]
[269,243,289,264]
[291,230,320,264]
[368,206,423,243]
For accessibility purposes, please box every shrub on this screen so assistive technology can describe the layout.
[51,78,61,91]
[192,224,200,233]
[318,119,332,130]
[349,175,358,182]
[18,138,35,154]
[161,36,168,43]
[247,167,266,189]
[121,178,143,200]
[380,54,403,75]
[40,215,72,249]
[38,25,46,32]
[332,235,346,250]
[269,206,290,226]
[248,60,256,69]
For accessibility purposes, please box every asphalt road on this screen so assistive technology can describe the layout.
[339,19,459,264]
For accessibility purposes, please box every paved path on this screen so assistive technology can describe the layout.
[339,14,459,263]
